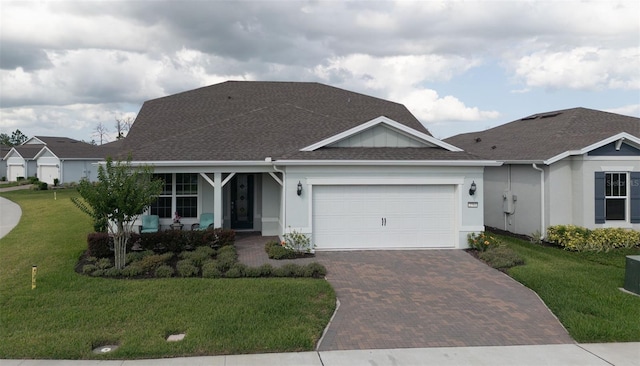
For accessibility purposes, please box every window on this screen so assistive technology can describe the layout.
[150,173,172,218]
[149,173,198,219]
[605,173,626,220]
[176,173,198,218]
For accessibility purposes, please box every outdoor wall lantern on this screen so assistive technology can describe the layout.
[469,181,477,196]
[297,181,303,196]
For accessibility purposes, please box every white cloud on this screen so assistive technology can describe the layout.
[605,104,640,118]
[313,54,498,124]
[512,47,640,91]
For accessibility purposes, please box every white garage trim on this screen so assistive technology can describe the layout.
[307,177,464,185]
[311,184,459,250]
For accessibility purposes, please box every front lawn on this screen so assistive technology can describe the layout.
[498,235,640,343]
[0,190,335,359]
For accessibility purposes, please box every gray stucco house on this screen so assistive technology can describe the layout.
[446,108,640,238]
[119,81,500,250]
[3,136,118,185]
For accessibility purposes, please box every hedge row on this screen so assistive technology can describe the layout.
[546,225,640,252]
[86,228,236,258]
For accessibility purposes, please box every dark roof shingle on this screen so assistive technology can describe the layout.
[122,81,439,161]
[445,108,640,162]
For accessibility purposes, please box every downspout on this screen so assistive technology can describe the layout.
[272,164,286,238]
[532,163,545,239]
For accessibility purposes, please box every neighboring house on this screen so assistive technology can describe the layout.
[119,81,500,250]
[446,108,640,238]
[4,136,116,184]
[4,142,41,181]
[0,144,10,180]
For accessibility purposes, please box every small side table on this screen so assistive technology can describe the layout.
[170,223,184,231]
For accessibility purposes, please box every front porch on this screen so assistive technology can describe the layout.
[147,170,284,236]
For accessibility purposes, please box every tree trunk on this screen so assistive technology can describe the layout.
[113,223,130,270]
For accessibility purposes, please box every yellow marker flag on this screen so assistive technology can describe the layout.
[32,265,37,289]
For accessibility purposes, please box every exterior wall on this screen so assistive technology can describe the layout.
[547,159,573,227]
[283,165,485,249]
[62,160,100,183]
[261,173,281,236]
[575,154,640,230]
[26,160,37,178]
[484,164,543,237]
[0,160,6,181]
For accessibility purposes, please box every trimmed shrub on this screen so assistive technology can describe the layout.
[479,246,525,269]
[258,263,274,277]
[87,232,111,258]
[176,259,199,277]
[267,245,296,259]
[467,231,501,252]
[135,252,173,273]
[96,258,112,270]
[278,263,306,277]
[225,263,248,278]
[264,240,280,253]
[244,266,263,277]
[38,182,48,190]
[82,264,97,274]
[179,246,214,267]
[202,260,223,278]
[121,265,144,277]
[303,262,327,278]
[547,225,640,252]
[215,250,237,273]
[155,265,175,278]
[103,267,122,277]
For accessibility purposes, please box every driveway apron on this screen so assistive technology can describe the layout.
[315,250,573,351]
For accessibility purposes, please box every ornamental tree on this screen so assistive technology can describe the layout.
[72,156,162,269]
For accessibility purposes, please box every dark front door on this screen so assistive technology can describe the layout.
[231,174,254,230]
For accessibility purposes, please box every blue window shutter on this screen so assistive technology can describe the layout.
[631,172,640,223]
[595,172,605,224]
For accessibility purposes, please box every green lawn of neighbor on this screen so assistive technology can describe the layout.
[0,189,335,359]
[499,235,640,343]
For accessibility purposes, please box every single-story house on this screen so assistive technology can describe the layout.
[0,144,10,180]
[119,81,500,250]
[3,136,119,185]
[445,108,640,237]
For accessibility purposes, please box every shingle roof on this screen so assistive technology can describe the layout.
[35,136,106,159]
[283,147,482,161]
[13,144,43,159]
[122,81,451,162]
[444,108,640,162]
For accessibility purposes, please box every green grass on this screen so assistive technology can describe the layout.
[499,235,640,343]
[0,190,336,359]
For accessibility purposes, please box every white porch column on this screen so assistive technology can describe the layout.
[214,172,223,228]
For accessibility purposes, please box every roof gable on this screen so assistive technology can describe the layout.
[301,116,462,152]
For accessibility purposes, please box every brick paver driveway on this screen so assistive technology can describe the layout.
[315,250,573,351]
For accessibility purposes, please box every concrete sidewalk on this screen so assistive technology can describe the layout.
[0,196,22,238]
[2,343,639,365]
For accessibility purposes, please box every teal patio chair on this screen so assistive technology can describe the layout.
[191,213,214,230]
[138,215,159,233]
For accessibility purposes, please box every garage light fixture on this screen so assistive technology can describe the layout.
[297,181,303,196]
[469,181,477,196]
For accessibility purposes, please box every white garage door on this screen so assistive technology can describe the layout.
[313,185,456,250]
[39,165,59,185]
[7,165,24,182]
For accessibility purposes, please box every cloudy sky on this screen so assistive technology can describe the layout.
[1,1,639,144]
